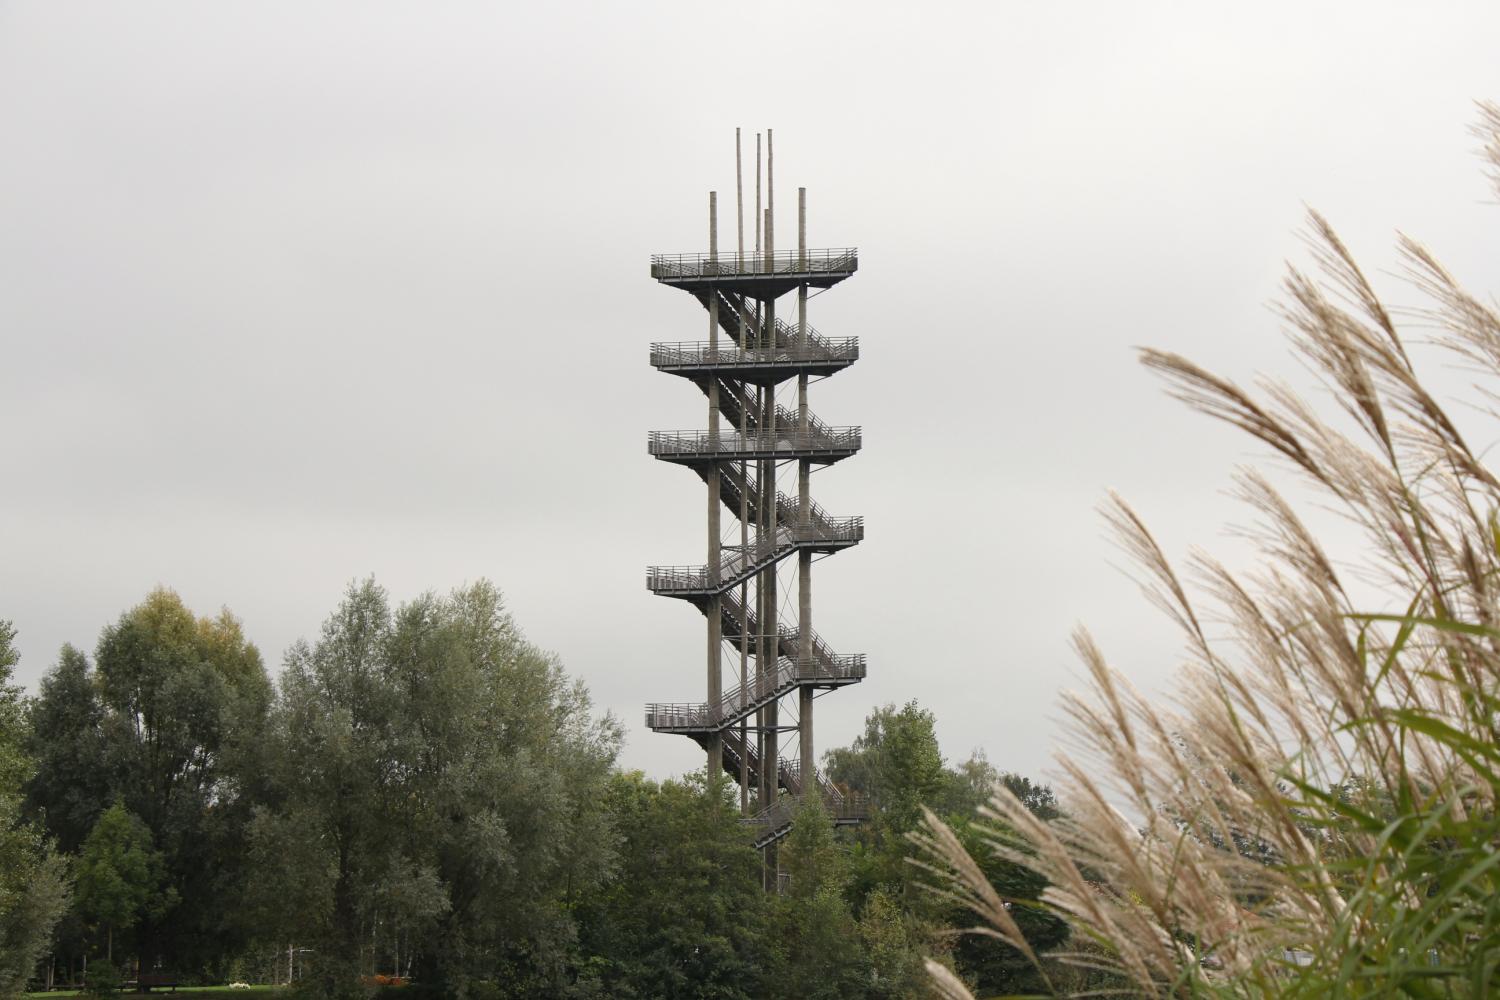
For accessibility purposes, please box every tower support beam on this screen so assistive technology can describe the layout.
[706,191,722,780]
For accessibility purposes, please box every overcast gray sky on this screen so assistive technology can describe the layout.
[4,2,1500,785]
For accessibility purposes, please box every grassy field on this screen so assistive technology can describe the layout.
[28,988,282,999]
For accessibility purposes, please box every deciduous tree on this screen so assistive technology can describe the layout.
[0,621,69,998]
[75,803,170,963]
[572,773,767,1000]
[93,589,270,976]
[765,797,867,1000]
[24,645,110,855]
[261,579,621,998]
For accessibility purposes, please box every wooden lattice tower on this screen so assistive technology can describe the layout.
[644,130,868,878]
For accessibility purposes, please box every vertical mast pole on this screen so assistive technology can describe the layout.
[754,133,762,257]
[736,128,745,266]
[752,129,766,818]
[758,201,776,891]
[797,187,815,800]
[759,196,777,816]
[760,131,780,889]
[706,191,723,782]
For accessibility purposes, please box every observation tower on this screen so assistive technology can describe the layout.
[643,130,868,874]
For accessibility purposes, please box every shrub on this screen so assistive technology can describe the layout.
[83,961,121,998]
[918,102,1500,998]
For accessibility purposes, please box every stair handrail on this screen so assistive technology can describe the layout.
[645,650,866,732]
[648,518,864,594]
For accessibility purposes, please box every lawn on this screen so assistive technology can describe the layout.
[28,989,282,999]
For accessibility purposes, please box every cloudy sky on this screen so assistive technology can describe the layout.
[4,2,1500,784]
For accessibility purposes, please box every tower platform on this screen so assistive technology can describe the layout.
[650,336,859,382]
[650,248,857,298]
[647,426,861,464]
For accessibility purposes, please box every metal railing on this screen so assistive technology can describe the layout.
[782,624,863,675]
[692,366,844,438]
[649,337,859,370]
[772,315,839,353]
[743,786,871,847]
[774,404,835,439]
[696,296,852,355]
[651,248,858,280]
[720,726,758,777]
[717,591,865,674]
[645,652,866,732]
[774,492,841,533]
[780,761,866,807]
[717,463,853,536]
[714,731,867,805]
[707,293,845,354]
[648,425,861,459]
[717,732,816,795]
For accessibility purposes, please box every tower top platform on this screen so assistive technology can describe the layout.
[650,248,857,297]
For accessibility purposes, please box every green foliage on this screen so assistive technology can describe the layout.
[943,812,1066,996]
[1266,615,1500,997]
[823,702,1065,996]
[577,768,973,1000]
[826,701,951,902]
[929,754,1067,996]
[573,772,768,1000]
[266,578,395,995]
[75,803,172,955]
[15,586,1055,998]
[781,796,850,901]
[0,623,21,791]
[827,701,946,841]
[937,753,1057,824]
[261,578,621,998]
[92,589,270,975]
[856,889,931,1000]
[25,645,110,855]
[765,798,868,1000]
[95,592,267,825]
[0,621,70,999]
[241,806,333,954]
[388,581,620,996]
[81,960,121,998]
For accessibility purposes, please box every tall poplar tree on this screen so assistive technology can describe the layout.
[0,621,69,997]
[93,590,270,976]
[25,645,110,854]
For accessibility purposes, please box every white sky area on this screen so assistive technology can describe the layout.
[4,2,1500,786]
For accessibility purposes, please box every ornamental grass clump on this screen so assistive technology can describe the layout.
[917,103,1500,998]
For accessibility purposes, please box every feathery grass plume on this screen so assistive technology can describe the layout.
[919,105,1500,998]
